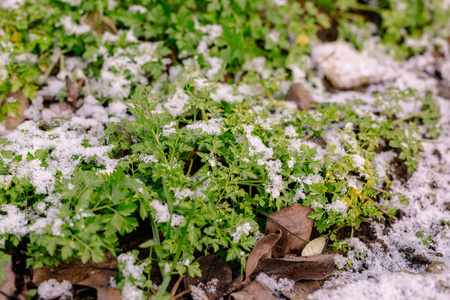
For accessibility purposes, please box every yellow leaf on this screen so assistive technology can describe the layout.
[302,237,326,257]
[11,31,20,43]
[296,34,309,47]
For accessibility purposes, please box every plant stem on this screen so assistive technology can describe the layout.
[420,139,442,144]
[154,200,197,300]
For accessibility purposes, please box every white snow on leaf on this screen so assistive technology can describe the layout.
[164,87,190,118]
[150,200,185,227]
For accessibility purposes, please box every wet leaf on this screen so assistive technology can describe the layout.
[33,252,117,290]
[265,204,314,257]
[254,254,336,281]
[184,255,232,300]
[302,237,326,257]
[245,231,282,279]
[230,280,276,300]
[284,83,316,111]
[281,280,321,299]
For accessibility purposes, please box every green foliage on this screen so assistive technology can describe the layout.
[318,0,450,58]
[0,75,441,297]
[0,252,11,285]
[415,230,433,248]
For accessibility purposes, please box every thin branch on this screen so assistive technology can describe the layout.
[188,286,209,300]
[170,275,184,297]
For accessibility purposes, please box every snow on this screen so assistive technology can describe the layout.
[57,15,91,35]
[118,253,147,281]
[311,41,398,89]
[186,118,224,135]
[164,87,190,118]
[37,279,72,300]
[256,273,294,297]
[309,267,450,300]
[150,200,185,227]
[231,222,253,243]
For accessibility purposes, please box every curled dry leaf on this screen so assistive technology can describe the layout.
[254,254,336,281]
[33,251,118,290]
[245,231,282,279]
[0,257,15,299]
[281,280,322,300]
[230,280,276,300]
[184,255,232,300]
[265,204,314,257]
[284,83,316,111]
[302,237,327,257]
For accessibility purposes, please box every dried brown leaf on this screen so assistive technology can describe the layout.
[3,91,29,130]
[438,83,450,100]
[245,231,282,279]
[230,280,276,300]
[33,252,117,289]
[82,12,118,35]
[284,83,316,111]
[0,258,15,299]
[66,76,83,104]
[254,254,336,281]
[97,287,122,300]
[184,255,232,300]
[223,276,251,296]
[281,280,321,299]
[265,204,314,257]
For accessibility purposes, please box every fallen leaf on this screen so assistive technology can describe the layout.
[437,83,450,100]
[302,237,326,257]
[0,257,15,299]
[3,91,29,130]
[230,280,276,300]
[284,83,316,111]
[97,287,122,300]
[245,231,282,278]
[281,280,321,299]
[184,255,232,300]
[33,251,117,290]
[66,76,83,105]
[82,12,118,35]
[254,254,336,281]
[265,204,314,257]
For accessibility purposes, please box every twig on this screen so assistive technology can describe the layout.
[170,275,184,297]
[188,286,209,300]
[171,290,190,300]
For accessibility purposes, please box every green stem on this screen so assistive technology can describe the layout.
[328,124,343,132]
[393,111,428,124]
[154,200,197,300]
[420,139,442,144]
